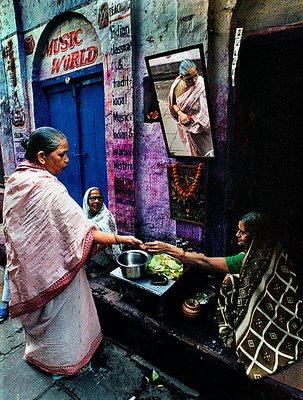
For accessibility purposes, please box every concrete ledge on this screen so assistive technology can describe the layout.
[90,278,303,400]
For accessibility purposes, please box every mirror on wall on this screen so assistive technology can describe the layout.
[145,44,215,158]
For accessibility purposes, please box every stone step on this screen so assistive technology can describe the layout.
[90,274,303,400]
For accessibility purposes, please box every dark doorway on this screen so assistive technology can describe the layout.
[230,27,303,288]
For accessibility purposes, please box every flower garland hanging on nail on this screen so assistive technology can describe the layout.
[172,162,203,201]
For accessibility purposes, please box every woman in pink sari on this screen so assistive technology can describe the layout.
[3,127,143,379]
[168,59,214,157]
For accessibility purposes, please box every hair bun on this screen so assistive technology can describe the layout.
[21,135,30,150]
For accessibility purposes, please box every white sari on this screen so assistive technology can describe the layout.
[83,187,122,266]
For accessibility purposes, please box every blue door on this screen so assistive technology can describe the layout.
[77,76,107,197]
[37,67,108,205]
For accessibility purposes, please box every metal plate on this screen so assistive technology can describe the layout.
[110,267,176,297]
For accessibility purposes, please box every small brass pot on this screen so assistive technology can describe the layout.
[181,298,202,318]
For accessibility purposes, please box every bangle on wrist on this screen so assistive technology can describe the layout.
[114,234,119,244]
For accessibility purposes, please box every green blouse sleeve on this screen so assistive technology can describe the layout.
[225,252,245,274]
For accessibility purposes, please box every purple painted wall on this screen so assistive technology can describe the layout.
[133,0,212,249]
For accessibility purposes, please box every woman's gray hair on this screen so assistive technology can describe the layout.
[241,211,265,236]
[179,59,197,77]
[21,126,66,162]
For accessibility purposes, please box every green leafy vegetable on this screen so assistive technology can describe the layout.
[145,254,183,279]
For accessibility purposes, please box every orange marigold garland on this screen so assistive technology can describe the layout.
[172,162,203,202]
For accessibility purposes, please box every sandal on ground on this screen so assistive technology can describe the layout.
[0,302,8,322]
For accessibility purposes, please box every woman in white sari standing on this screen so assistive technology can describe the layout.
[3,127,143,379]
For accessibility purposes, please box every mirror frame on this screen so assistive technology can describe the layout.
[145,44,215,159]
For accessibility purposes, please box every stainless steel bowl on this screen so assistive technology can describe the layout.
[116,250,151,279]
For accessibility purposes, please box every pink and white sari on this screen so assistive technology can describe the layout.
[3,161,102,375]
[168,75,214,157]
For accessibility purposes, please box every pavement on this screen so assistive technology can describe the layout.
[0,266,203,400]
[1,261,302,400]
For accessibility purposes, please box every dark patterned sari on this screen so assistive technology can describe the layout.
[217,227,303,379]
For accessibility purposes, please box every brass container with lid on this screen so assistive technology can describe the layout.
[182,285,216,318]
[181,298,202,318]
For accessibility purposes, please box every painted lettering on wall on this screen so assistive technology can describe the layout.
[40,18,102,80]
[113,127,133,139]
[103,1,135,233]
[114,161,133,171]
[112,76,131,87]
[110,24,130,38]
[51,46,98,74]
[113,112,132,122]
[113,144,132,156]
[44,29,83,56]
[110,43,131,55]
[109,1,129,18]
[113,93,127,106]
[2,40,17,87]
[43,29,98,74]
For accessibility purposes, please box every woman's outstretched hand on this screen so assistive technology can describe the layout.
[93,231,145,249]
[144,240,174,254]
[118,235,145,249]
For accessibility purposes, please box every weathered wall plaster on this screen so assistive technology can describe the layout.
[132,0,212,246]
[0,0,230,251]
[235,0,303,32]
[3,0,301,254]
